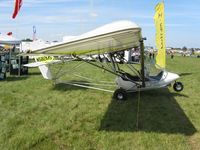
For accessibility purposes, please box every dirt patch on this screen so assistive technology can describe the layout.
[188,133,200,150]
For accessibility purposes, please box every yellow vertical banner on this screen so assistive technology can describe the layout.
[154,2,166,69]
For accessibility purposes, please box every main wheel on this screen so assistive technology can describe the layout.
[173,82,184,92]
[113,88,127,101]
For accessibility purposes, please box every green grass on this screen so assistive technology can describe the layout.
[0,56,200,150]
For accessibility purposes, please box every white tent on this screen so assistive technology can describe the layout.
[0,34,21,45]
[21,39,59,52]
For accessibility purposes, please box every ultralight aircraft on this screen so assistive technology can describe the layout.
[22,20,183,100]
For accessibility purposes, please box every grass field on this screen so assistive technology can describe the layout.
[0,56,200,150]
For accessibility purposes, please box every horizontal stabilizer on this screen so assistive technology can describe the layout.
[23,60,61,67]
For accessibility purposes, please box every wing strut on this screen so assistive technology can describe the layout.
[73,55,142,86]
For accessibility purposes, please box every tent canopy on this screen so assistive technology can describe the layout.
[0,35,21,45]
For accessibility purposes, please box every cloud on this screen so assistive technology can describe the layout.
[166,24,189,27]
[89,12,98,17]
[167,12,200,20]
[0,0,13,8]
[141,23,193,28]
[23,0,83,7]
[0,0,200,47]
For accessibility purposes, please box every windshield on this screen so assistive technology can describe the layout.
[144,51,163,76]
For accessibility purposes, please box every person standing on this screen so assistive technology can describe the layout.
[170,50,174,59]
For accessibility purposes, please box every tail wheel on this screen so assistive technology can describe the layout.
[173,82,184,92]
[113,88,127,101]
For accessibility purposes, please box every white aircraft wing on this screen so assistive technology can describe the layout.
[21,20,142,56]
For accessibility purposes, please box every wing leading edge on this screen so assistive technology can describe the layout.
[21,20,142,56]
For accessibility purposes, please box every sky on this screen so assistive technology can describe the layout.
[0,0,200,48]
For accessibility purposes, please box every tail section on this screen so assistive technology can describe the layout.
[24,56,55,80]
[36,56,54,80]
[38,65,52,80]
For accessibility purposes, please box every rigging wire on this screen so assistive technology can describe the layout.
[136,86,141,130]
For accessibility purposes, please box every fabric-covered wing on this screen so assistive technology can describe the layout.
[21,21,142,56]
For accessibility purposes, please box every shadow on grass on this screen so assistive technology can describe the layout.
[28,72,41,76]
[179,72,193,77]
[4,76,29,82]
[51,82,88,91]
[99,89,196,135]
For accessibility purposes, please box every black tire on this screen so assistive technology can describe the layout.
[113,88,127,101]
[173,82,184,92]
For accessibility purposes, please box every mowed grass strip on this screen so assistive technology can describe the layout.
[0,56,200,150]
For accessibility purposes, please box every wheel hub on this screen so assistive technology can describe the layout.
[117,93,123,100]
[176,84,182,90]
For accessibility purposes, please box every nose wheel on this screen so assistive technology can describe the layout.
[173,82,184,92]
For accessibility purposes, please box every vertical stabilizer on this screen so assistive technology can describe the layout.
[38,65,52,79]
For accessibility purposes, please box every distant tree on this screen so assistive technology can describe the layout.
[191,48,195,55]
[182,46,187,51]
[22,38,33,42]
